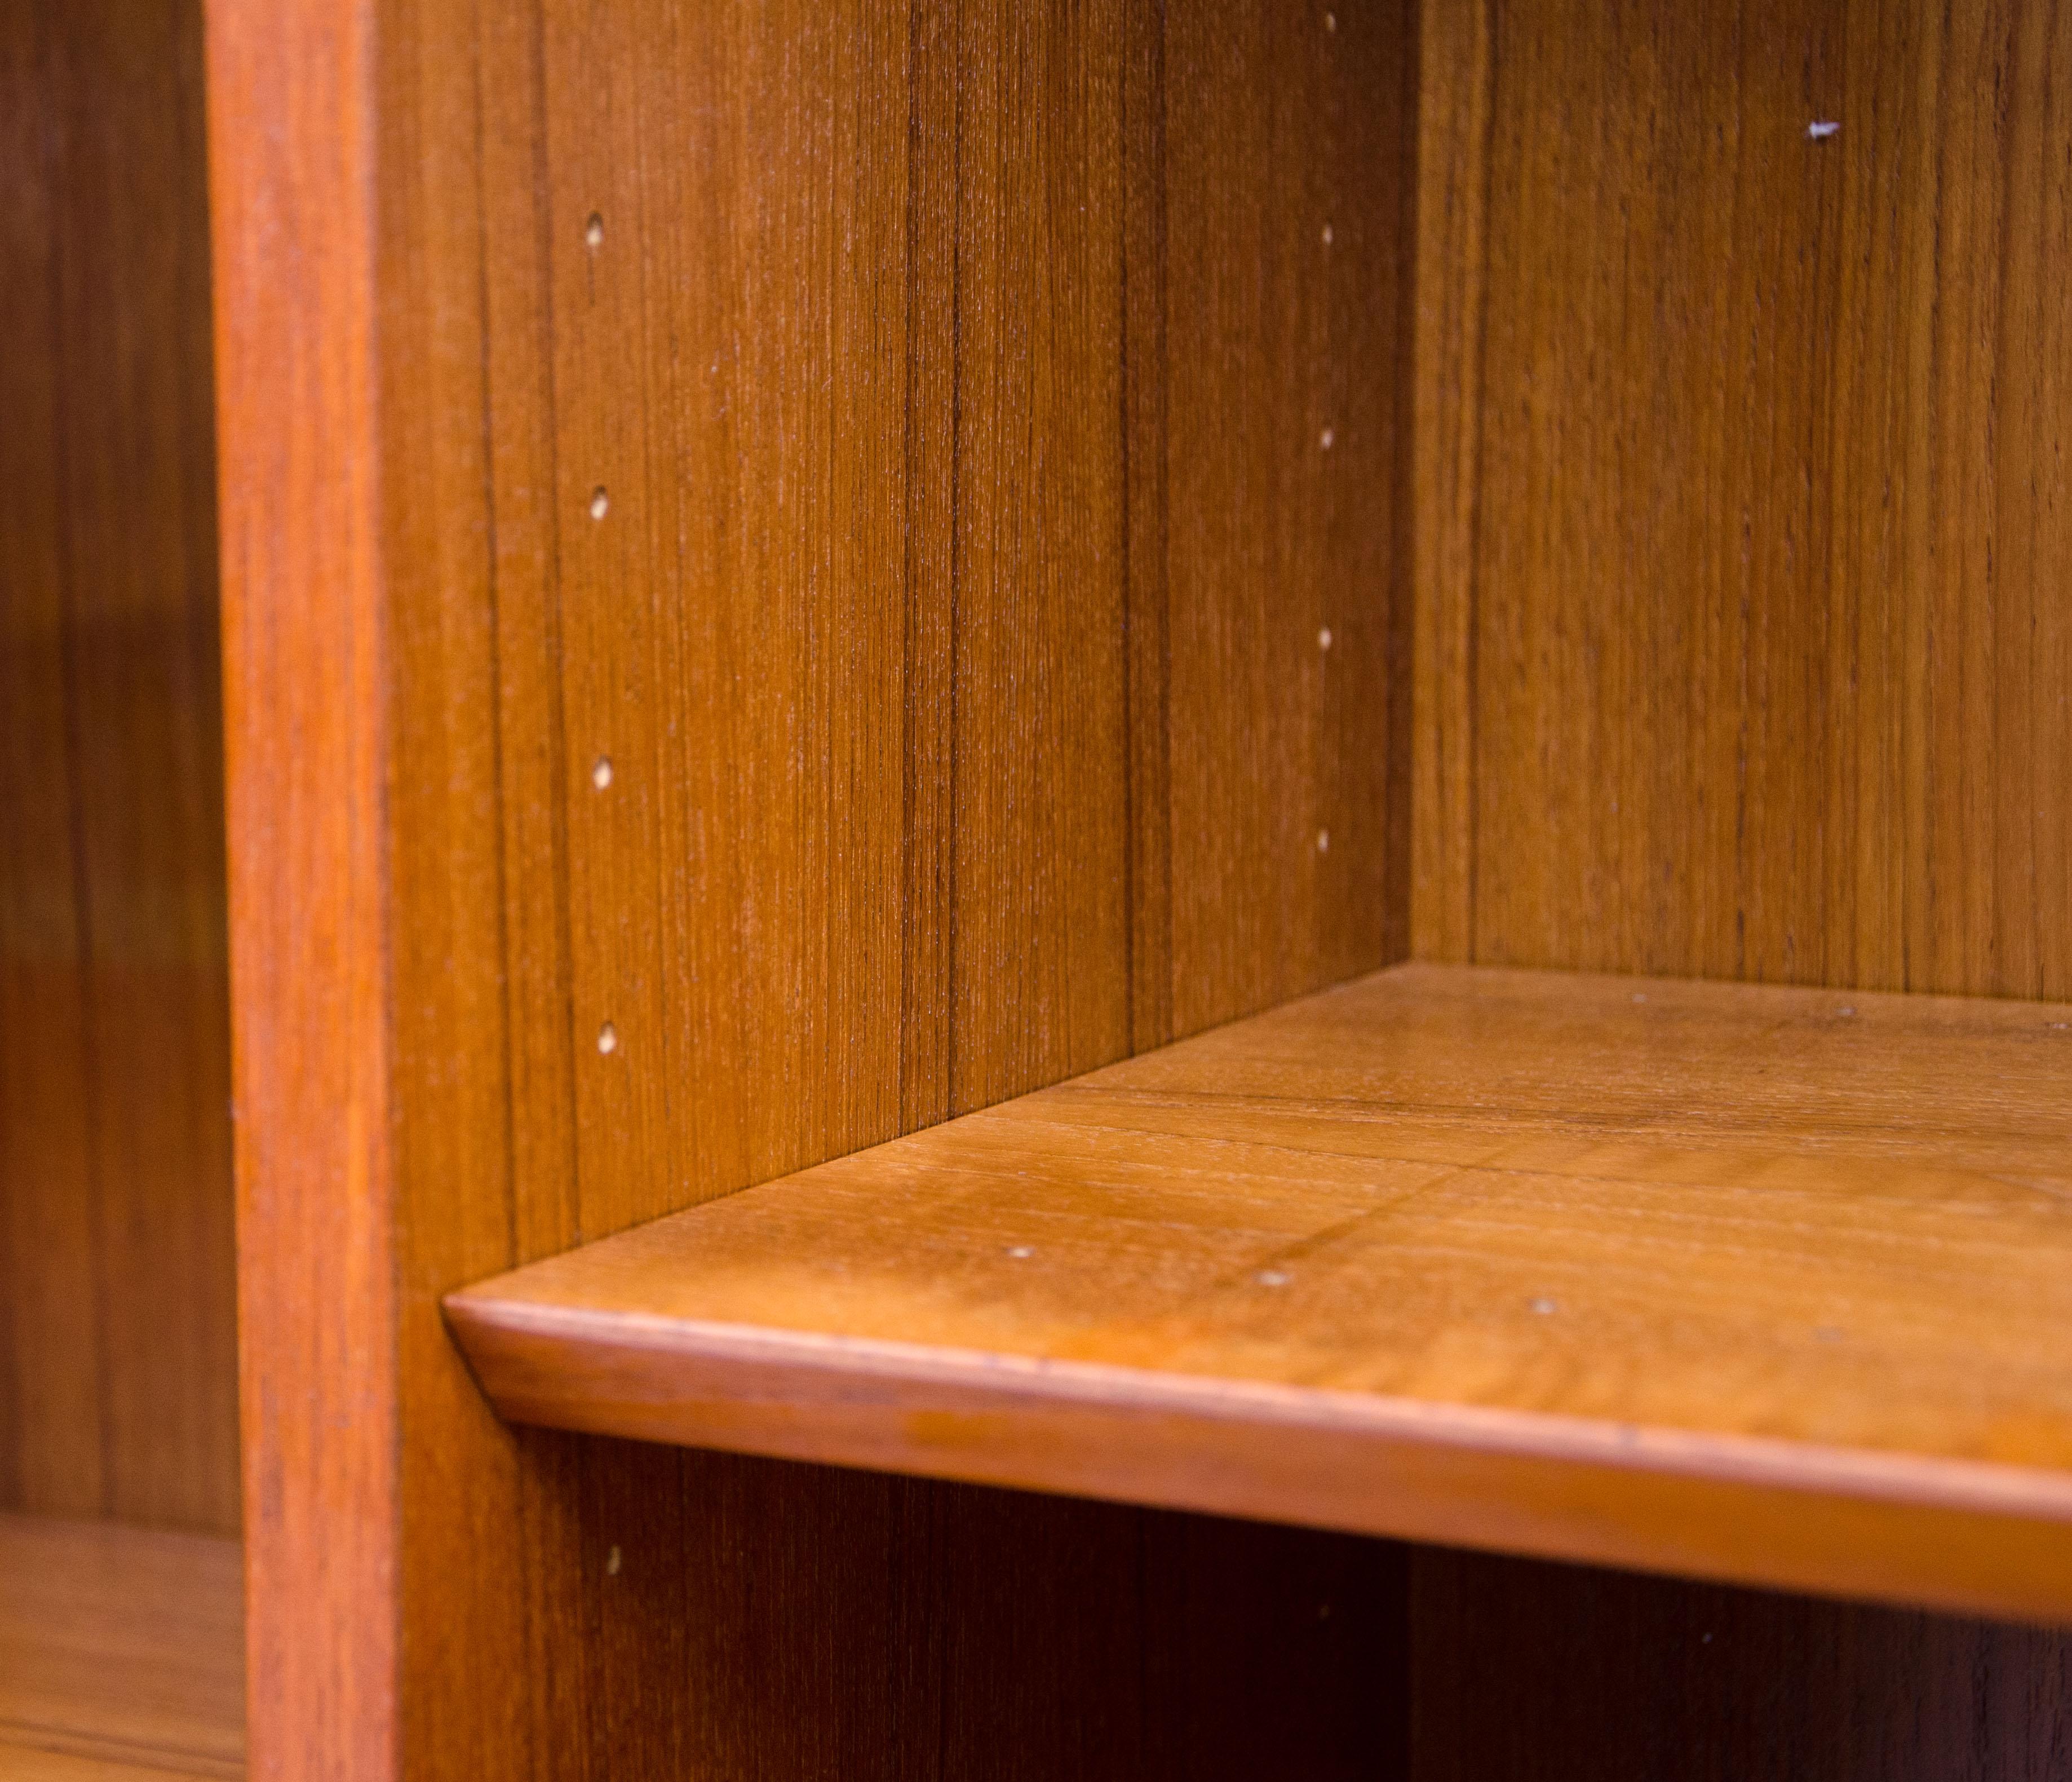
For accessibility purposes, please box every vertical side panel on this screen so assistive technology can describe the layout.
[222,1,1419,1776]
[207,4,396,1782]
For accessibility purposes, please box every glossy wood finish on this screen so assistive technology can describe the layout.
[1409,0,2072,1761]
[1414,0,2072,996]
[0,0,235,1535]
[208,1,1416,1776]
[0,1514,243,1780]
[205,2,391,1779]
[0,1752,225,1782]
[451,962,2072,1623]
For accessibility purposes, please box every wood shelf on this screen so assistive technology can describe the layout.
[0,1516,242,1780]
[447,964,2072,1624]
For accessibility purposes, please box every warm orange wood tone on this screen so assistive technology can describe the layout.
[453,962,2072,1622]
[489,0,1409,1244]
[205,3,391,1780]
[0,1514,243,1780]
[1409,0,2072,1753]
[1415,0,2072,997]
[1,1753,224,1782]
[0,0,236,1535]
[207,0,1416,1776]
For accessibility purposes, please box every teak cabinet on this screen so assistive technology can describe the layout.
[4,2,2071,1779]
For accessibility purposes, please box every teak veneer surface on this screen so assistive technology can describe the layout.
[453,963,2072,1623]
[0,1515,243,1780]
[1414,0,2072,1000]
[211,1,1416,1776]
[0,0,234,1533]
[1408,0,2072,1751]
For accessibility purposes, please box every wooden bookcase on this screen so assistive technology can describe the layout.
[3,2,2069,1779]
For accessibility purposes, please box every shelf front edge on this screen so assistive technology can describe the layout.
[444,1292,2072,1627]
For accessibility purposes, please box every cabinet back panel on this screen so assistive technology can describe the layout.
[0,0,234,1536]
[1416,0,2072,1000]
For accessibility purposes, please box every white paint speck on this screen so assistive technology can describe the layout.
[597,1022,618,1056]
[1807,120,1841,140]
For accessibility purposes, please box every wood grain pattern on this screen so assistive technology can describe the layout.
[0,0,235,1535]
[0,1748,228,1782]
[645,1443,1411,1780]
[451,962,2072,1622]
[0,1514,243,1780]
[205,3,392,1781]
[1411,1546,2072,1782]
[1414,0,2072,997]
[1410,0,2072,1763]
[209,1,1417,1777]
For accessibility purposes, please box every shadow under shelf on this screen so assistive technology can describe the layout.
[447,962,2072,1625]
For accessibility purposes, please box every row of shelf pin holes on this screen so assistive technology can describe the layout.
[554,21,1943,1607]
[579,6,1347,1063]
[585,211,618,1060]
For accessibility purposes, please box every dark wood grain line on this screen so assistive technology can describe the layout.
[1122,0,1174,1055]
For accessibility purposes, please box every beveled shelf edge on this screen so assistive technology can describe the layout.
[445,1293,2072,1627]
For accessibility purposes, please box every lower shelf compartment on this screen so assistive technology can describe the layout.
[448,963,2072,1624]
[0,1516,242,1781]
